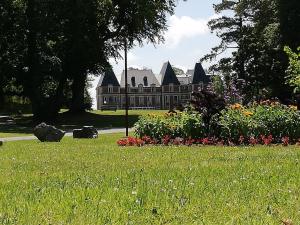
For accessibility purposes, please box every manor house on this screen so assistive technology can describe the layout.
[96,62,211,110]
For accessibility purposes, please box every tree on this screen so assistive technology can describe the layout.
[203,0,294,101]
[284,46,300,93]
[0,0,26,110]
[278,0,300,51]
[1,0,180,119]
[64,0,180,113]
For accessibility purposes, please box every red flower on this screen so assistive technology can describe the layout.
[173,137,183,146]
[117,139,128,146]
[260,134,273,145]
[282,136,290,146]
[142,136,152,144]
[162,135,171,145]
[127,137,137,146]
[184,137,195,146]
[249,137,258,145]
[239,135,245,145]
[135,138,145,147]
[202,138,211,145]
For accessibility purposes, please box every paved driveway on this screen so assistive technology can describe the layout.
[0,128,134,142]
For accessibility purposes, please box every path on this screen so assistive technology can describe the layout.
[0,128,134,142]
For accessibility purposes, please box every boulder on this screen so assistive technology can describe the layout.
[73,126,98,139]
[34,123,65,142]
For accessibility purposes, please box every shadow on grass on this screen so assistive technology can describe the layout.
[0,111,140,135]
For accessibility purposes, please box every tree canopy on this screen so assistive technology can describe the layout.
[0,0,180,120]
[202,0,299,101]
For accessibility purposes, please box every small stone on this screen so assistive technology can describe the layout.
[33,123,65,142]
[73,126,98,139]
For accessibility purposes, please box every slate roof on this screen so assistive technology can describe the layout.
[120,68,160,87]
[177,74,192,85]
[192,63,211,84]
[97,69,120,87]
[160,62,180,85]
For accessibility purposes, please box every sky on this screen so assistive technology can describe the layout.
[90,0,222,108]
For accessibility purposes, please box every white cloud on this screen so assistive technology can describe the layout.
[109,52,138,66]
[164,15,210,48]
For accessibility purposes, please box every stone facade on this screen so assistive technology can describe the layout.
[96,62,211,110]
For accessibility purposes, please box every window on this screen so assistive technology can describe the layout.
[156,96,160,104]
[108,85,113,93]
[199,82,204,90]
[174,96,178,102]
[169,83,174,92]
[151,84,156,92]
[143,76,148,86]
[138,84,143,92]
[139,97,144,105]
[130,97,135,106]
[131,77,136,87]
[103,97,107,104]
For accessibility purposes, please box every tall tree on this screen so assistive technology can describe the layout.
[278,0,300,51]
[65,0,179,113]
[0,0,25,110]
[203,0,295,100]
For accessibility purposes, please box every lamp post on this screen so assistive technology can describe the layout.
[124,40,129,137]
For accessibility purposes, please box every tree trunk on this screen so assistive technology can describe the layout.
[0,75,4,111]
[70,72,86,113]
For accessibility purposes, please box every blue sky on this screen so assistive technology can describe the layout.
[91,0,221,107]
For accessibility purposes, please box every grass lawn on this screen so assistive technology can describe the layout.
[0,134,299,224]
[0,110,166,138]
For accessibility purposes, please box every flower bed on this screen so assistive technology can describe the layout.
[217,102,300,144]
[117,135,300,147]
[118,101,300,147]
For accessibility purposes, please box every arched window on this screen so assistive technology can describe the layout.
[131,77,136,87]
[143,76,148,86]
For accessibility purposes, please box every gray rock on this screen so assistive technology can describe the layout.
[33,123,65,142]
[73,126,98,139]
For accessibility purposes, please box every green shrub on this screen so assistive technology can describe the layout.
[218,103,300,142]
[134,112,206,140]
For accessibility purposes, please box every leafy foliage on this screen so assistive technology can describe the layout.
[190,87,226,130]
[218,102,300,143]
[134,112,206,140]
[284,46,300,93]
[0,0,179,119]
[203,0,294,100]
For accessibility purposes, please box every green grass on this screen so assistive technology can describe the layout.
[0,134,300,224]
[0,110,166,138]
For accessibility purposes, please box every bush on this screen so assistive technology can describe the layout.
[218,102,300,143]
[134,112,206,140]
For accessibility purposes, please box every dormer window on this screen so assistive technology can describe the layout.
[138,84,143,92]
[108,85,113,93]
[143,76,148,86]
[151,84,156,93]
[131,77,136,87]
[169,83,174,92]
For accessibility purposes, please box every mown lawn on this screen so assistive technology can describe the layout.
[0,134,299,224]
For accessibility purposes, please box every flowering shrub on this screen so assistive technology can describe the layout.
[134,112,206,140]
[218,102,300,143]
